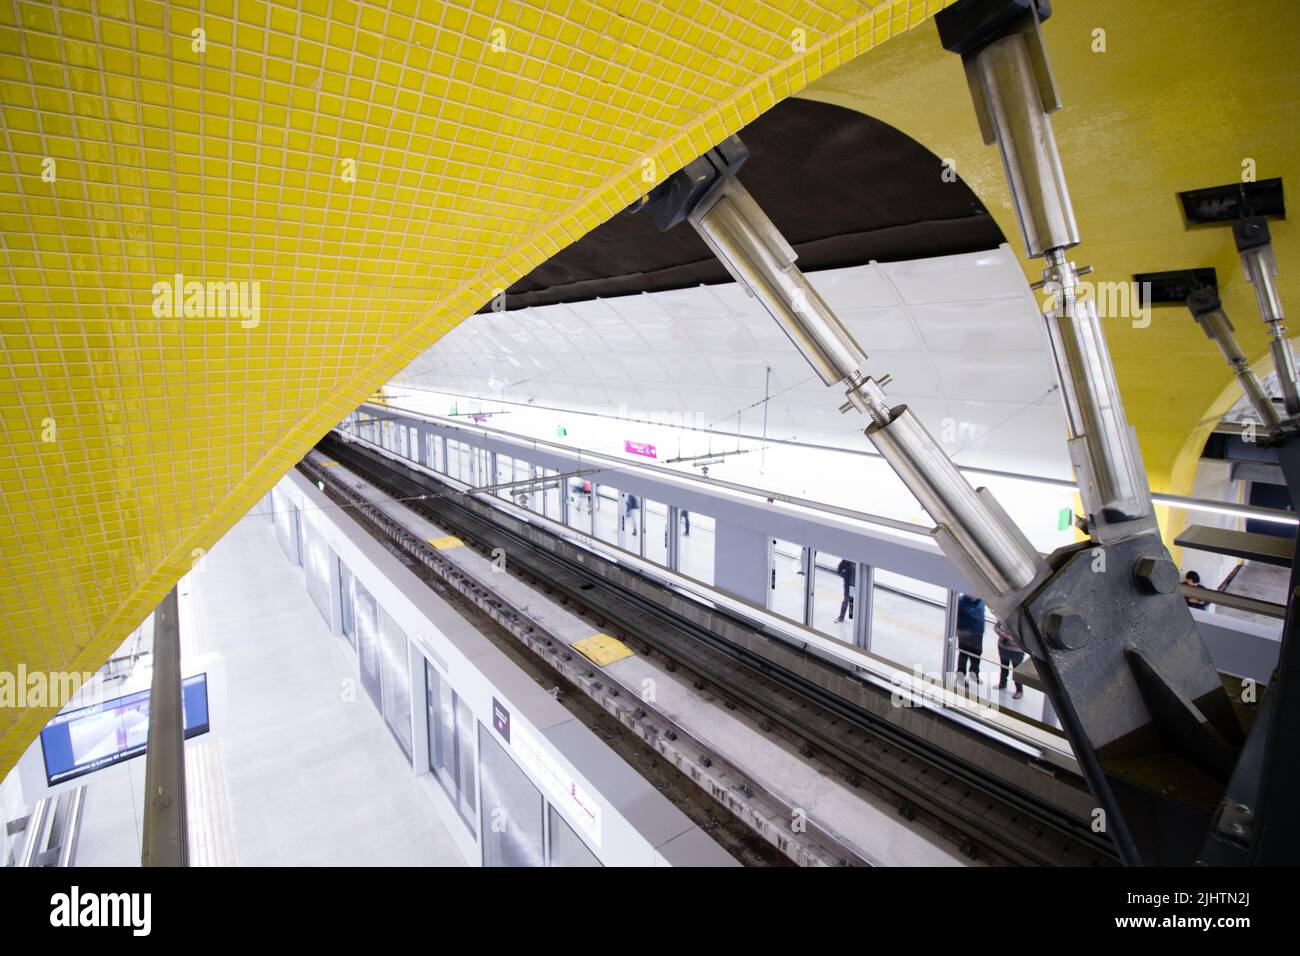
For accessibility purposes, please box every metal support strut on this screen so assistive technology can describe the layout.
[637,0,1250,865]
[635,137,1044,612]
[1235,216,1300,416]
[939,0,1242,865]
[1187,286,1283,430]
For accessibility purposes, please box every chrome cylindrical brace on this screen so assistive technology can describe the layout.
[1040,251,1153,529]
[962,15,1152,533]
[686,173,1042,600]
[967,21,1078,257]
[689,176,868,387]
[867,405,1042,597]
[1187,288,1282,429]
[1239,242,1300,416]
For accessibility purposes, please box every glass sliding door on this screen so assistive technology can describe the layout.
[378,608,412,759]
[543,468,562,520]
[643,499,669,565]
[353,579,383,708]
[302,521,333,626]
[548,806,601,867]
[425,661,476,832]
[677,510,714,584]
[768,537,806,624]
[567,475,593,536]
[811,551,855,639]
[496,454,513,499]
[592,484,619,544]
[619,492,642,554]
[478,725,545,867]
[338,561,356,647]
[871,569,947,677]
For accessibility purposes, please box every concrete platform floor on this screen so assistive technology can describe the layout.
[74,511,467,867]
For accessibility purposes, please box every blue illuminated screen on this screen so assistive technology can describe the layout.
[40,673,211,786]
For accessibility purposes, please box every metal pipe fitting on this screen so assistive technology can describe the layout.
[690,179,869,387]
[1188,288,1282,428]
[970,27,1078,257]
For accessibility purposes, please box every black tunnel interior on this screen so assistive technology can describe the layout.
[487,97,1005,312]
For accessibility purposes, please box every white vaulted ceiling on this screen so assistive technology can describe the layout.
[395,245,1073,479]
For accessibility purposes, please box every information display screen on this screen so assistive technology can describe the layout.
[40,673,211,786]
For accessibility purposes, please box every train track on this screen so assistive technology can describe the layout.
[312,434,1117,866]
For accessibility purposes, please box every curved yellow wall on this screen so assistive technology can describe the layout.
[0,0,953,778]
[801,0,1300,504]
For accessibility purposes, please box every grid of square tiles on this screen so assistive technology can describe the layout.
[0,0,953,772]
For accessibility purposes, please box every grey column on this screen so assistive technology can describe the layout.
[801,547,814,626]
[942,590,959,681]
[141,587,188,867]
[853,563,872,652]
[667,505,680,571]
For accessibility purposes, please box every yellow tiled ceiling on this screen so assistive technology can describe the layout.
[0,1,951,775]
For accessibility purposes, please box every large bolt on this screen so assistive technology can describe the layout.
[1133,555,1179,595]
[1042,606,1091,650]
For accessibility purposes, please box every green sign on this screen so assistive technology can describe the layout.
[1057,507,1073,531]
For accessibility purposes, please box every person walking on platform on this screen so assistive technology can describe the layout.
[994,621,1025,699]
[681,509,690,536]
[625,493,640,536]
[833,559,855,624]
[955,593,986,685]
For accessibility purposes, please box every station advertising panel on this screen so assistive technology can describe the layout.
[39,674,212,786]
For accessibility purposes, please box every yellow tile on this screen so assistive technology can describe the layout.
[0,0,950,779]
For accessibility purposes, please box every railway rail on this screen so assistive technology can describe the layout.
[310,433,1116,866]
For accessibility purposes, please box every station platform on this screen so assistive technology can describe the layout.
[73,514,467,867]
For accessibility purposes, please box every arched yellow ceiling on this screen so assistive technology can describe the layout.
[799,0,1300,511]
[0,1,956,777]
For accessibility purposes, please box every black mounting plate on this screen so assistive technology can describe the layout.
[1179,178,1285,225]
[1134,268,1218,307]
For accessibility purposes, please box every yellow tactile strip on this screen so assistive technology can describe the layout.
[572,632,634,667]
[0,0,951,776]
[427,534,463,551]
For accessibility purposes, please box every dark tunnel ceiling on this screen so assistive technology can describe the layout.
[488,98,1005,312]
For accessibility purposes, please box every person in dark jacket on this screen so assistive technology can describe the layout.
[1183,570,1210,609]
[624,493,640,536]
[955,593,986,684]
[833,559,856,624]
[994,621,1025,699]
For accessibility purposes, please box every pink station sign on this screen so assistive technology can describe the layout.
[624,440,657,459]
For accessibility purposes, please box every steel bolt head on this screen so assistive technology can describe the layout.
[1133,555,1179,595]
[1042,606,1090,650]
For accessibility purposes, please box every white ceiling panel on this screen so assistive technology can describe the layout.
[654,286,732,321]
[883,248,1028,304]
[839,305,925,351]
[930,351,1060,404]
[395,244,1073,478]
[684,314,763,352]
[910,298,1048,353]
[807,263,896,310]
[610,292,673,323]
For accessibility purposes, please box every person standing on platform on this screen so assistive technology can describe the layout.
[625,493,640,536]
[994,621,1025,699]
[833,559,855,624]
[955,593,986,685]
